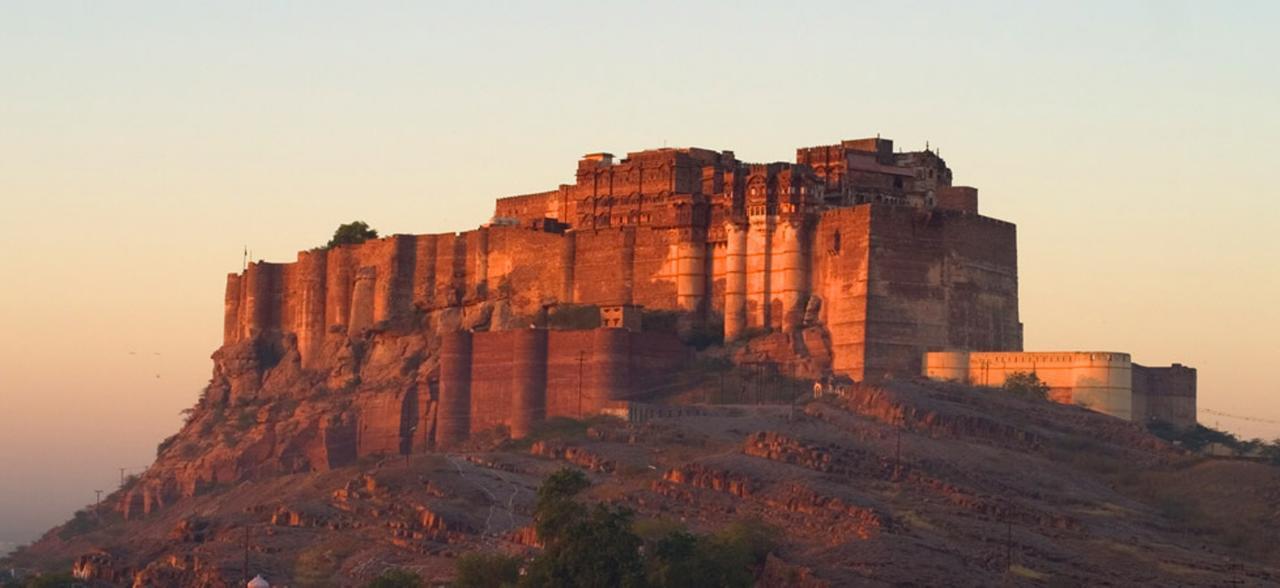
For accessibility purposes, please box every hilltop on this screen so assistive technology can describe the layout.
[8,374,1279,586]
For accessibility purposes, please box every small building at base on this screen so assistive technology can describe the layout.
[922,351,1196,428]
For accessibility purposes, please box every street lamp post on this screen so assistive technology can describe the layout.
[576,350,587,418]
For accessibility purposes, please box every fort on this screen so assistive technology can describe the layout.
[219,136,1195,447]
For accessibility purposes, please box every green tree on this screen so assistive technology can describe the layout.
[516,470,777,588]
[453,552,521,588]
[524,504,644,588]
[1002,371,1049,400]
[56,510,98,540]
[327,221,378,248]
[642,518,777,588]
[523,468,644,588]
[532,468,590,542]
[645,530,708,588]
[703,518,778,586]
[1146,420,1278,458]
[1262,439,1280,466]
[366,568,423,588]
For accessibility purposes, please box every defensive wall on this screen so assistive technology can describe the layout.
[437,327,687,446]
[807,205,1021,380]
[923,351,1197,426]
[225,204,1019,382]
[1131,363,1197,428]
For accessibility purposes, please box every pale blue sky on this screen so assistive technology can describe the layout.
[1,1,1277,545]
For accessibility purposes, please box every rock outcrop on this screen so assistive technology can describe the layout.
[123,325,441,518]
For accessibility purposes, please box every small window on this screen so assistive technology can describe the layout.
[832,231,842,252]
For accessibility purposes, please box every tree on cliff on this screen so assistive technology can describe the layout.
[327,221,378,248]
[514,468,775,588]
[524,468,645,587]
[1003,371,1050,400]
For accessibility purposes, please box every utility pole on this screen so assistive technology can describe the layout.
[119,467,126,486]
[894,425,902,480]
[1005,500,1014,574]
[242,525,250,584]
[1226,559,1243,586]
[576,350,586,418]
[94,490,103,519]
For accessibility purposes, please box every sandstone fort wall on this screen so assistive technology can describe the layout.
[224,139,1028,388]
[1132,363,1197,428]
[811,207,872,378]
[225,206,1020,383]
[438,328,687,446]
[923,351,1135,421]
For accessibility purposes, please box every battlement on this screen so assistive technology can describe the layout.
[580,152,615,166]
[797,137,895,170]
[621,146,726,164]
[937,186,979,213]
[492,138,974,234]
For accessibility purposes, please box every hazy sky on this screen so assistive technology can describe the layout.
[1,1,1277,545]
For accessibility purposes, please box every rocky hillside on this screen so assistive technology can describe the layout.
[8,374,1280,586]
[118,294,532,524]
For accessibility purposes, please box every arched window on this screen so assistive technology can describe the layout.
[832,230,842,253]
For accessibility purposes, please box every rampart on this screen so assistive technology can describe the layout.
[923,350,1134,420]
[812,207,1021,379]
[438,327,687,446]
[923,351,1199,427]
[225,208,1018,380]
[1131,363,1197,428]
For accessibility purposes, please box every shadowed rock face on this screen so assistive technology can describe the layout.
[17,379,1280,586]
[122,326,439,519]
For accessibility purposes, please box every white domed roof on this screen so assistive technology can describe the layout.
[247,575,270,588]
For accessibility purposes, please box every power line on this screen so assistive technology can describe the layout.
[1199,408,1280,427]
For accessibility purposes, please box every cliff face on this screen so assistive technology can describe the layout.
[130,252,554,516]
[126,323,441,518]
[222,231,556,377]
